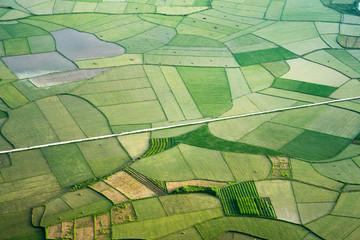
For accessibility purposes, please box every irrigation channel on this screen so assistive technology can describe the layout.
[1,96,359,155]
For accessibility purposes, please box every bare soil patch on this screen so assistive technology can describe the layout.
[281,163,290,169]
[61,221,74,239]
[75,227,94,240]
[30,68,111,87]
[95,213,111,240]
[76,216,93,228]
[269,156,291,178]
[105,171,155,199]
[269,156,280,164]
[102,188,128,204]
[46,223,61,239]
[90,181,110,192]
[111,202,136,225]
[46,221,74,239]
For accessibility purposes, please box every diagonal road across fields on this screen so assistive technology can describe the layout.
[0,96,359,155]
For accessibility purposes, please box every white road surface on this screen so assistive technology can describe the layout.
[0,96,359,155]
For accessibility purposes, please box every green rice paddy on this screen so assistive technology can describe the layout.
[0,0,359,239]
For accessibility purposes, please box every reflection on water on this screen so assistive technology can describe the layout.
[51,28,125,61]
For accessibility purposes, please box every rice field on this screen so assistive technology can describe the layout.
[255,180,301,224]
[0,0,360,239]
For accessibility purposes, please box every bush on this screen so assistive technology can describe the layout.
[172,185,219,197]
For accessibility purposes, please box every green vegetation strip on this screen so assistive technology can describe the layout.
[172,185,218,197]
[141,138,180,158]
[234,47,297,66]
[271,78,337,97]
[220,182,276,218]
[0,97,359,155]
[179,126,282,156]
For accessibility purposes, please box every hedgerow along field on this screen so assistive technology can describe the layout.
[0,0,359,239]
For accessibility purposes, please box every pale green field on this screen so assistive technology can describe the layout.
[0,0,359,239]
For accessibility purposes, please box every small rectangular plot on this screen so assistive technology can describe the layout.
[53,0,75,14]
[4,38,30,56]
[74,78,150,95]
[160,66,202,120]
[36,96,86,141]
[72,2,98,13]
[95,2,127,14]
[0,41,4,56]
[99,100,166,125]
[144,65,185,122]
[27,35,55,54]
[97,21,155,42]
[179,144,235,181]
[265,0,285,20]
[81,88,157,106]
[0,83,28,108]
[79,15,139,33]
[75,54,143,69]
[101,188,128,204]
[77,138,130,177]
[42,144,95,187]
[226,68,251,99]
[105,171,156,199]
[176,24,227,40]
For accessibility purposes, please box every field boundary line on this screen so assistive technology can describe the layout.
[1,96,359,155]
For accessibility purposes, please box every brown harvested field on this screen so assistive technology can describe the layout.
[46,223,61,239]
[101,188,128,204]
[95,229,111,240]
[76,216,93,228]
[95,213,111,240]
[166,180,228,192]
[269,156,279,164]
[29,68,111,87]
[95,213,111,229]
[46,221,74,239]
[104,171,156,199]
[278,156,289,163]
[75,216,94,240]
[281,163,290,169]
[270,156,291,178]
[75,227,94,240]
[90,181,111,192]
[111,202,136,225]
[90,180,128,204]
[62,221,74,239]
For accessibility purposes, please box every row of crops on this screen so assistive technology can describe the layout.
[141,138,177,158]
[125,167,167,195]
[220,181,276,218]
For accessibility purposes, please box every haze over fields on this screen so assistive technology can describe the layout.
[0,0,360,239]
